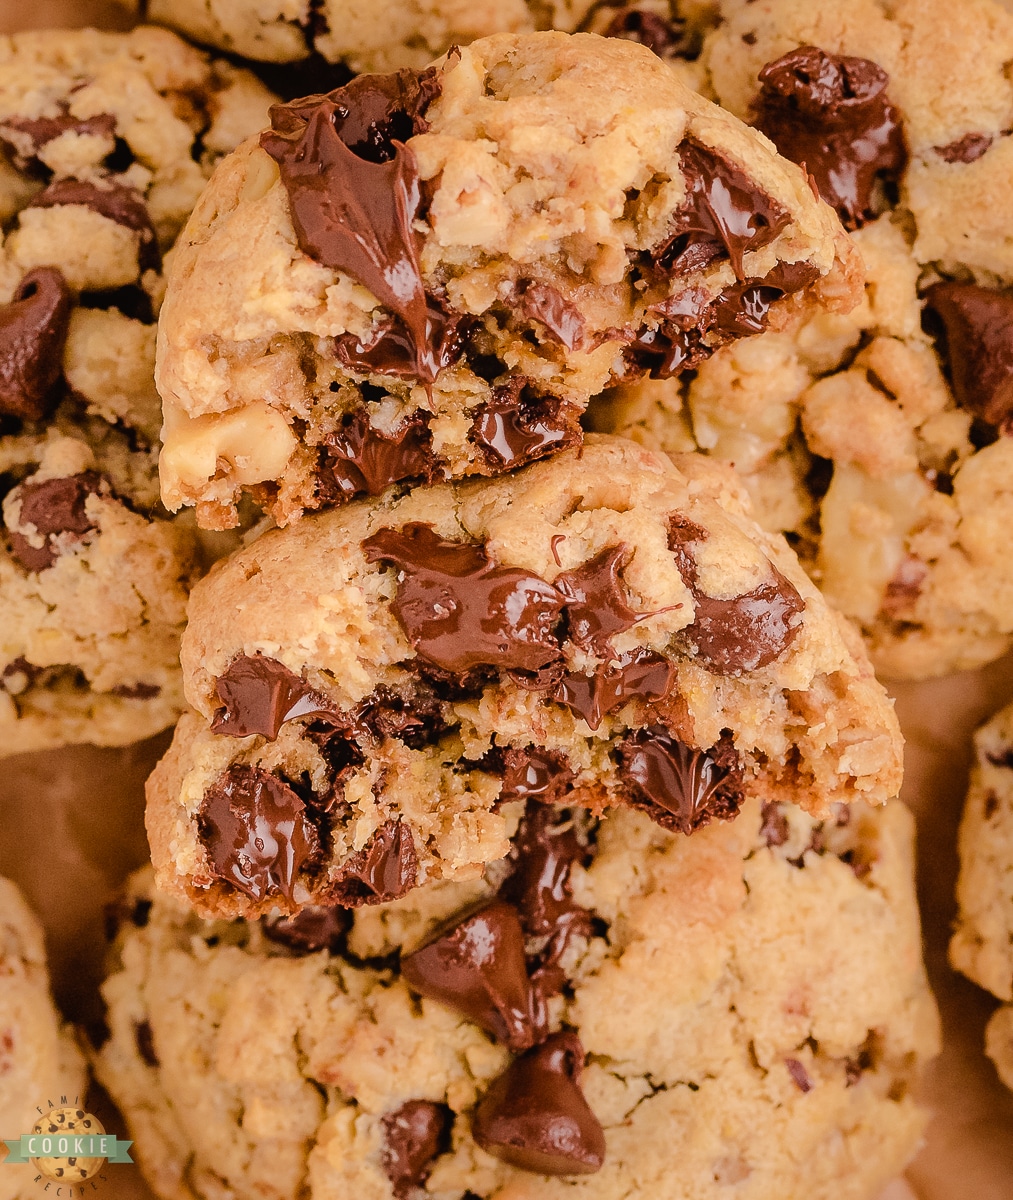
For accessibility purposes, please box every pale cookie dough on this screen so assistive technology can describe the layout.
[0,878,88,1200]
[0,26,275,754]
[950,700,1013,1092]
[95,795,939,1200]
[146,437,902,919]
[590,0,1013,679]
[155,30,860,531]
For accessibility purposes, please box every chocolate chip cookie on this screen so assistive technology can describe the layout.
[0,26,275,753]
[95,794,939,1200]
[0,878,88,1200]
[591,0,1013,679]
[145,437,902,919]
[155,30,860,531]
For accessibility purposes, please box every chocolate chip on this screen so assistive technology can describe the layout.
[381,1101,452,1199]
[263,905,351,954]
[604,7,693,60]
[110,682,162,700]
[1,657,40,694]
[759,801,790,847]
[880,556,927,618]
[7,472,103,573]
[923,282,1013,435]
[134,1020,159,1068]
[260,70,460,384]
[470,381,582,470]
[210,654,334,740]
[653,137,790,279]
[198,764,321,902]
[753,46,906,230]
[0,108,117,168]
[0,267,73,420]
[327,819,418,906]
[934,132,994,163]
[668,515,805,675]
[984,791,1000,820]
[616,725,742,835]
[362,523,566,675]
[517,282,587,350]
[401,900,546,1051]
[318,406,437,503]
[785,1057,814,1093]
[553,649,674,730]
[495,746,575,806]
[472,1032,605,1176]
[554,544,647,655]
[29,179,161,272]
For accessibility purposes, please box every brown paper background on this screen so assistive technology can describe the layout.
[2,1,1013,1197]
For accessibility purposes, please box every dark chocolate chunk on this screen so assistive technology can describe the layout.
[495,746,574,806]
[263,905,351,954]
[518,282,587,351]
[381,1100,452,1199]
[668,515,805,675]
[555,544,643,655]
[0,108,117,166]
[29,179,160,272]
[654,137,790,279]
[616,725,742,835]
[318,406,437,502]
[7,471,103,573]
[934,132,994,164]
[472,1032,605,1176]
[759,801,790,847]
[785,1057,814,1093]
[198,764,321,902]
[603,7,692,60]
[753,46,906,230]
[362,523,566,675]
[261,70,459,383]
[210,654,333,740]
[401,900,546,1051]
[553,648,674,730]
[356,681,449,749]
[470,381,582,470]
[134,1019,159,1068]
[0,267,73,421]
[922,282,1013,435]
[328,819,418,906]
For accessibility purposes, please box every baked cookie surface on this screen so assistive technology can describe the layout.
[146,438,902,919]
[590,0,1013,679]
[97,795,939,1200]
[0,26,274,754]
[155,30,860,531]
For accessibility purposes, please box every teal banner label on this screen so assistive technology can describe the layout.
[3,1134,133,1163]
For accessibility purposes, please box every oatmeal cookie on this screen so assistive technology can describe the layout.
[145,438,901,919]
[155,30,860,531]
[95,795,939,1200]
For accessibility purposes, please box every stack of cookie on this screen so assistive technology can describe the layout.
[25,0,1013,1195]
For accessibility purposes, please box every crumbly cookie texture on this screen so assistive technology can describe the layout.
[155,30,859,531]
[0,26,275,754]
[96,795,939,1200]
[590,0,1013,679]
[0,879,88,1200]
[145,438,902,920]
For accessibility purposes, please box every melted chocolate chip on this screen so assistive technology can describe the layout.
[318,406,437,503]
[401,900,546,1051]
[261,70,459,383]
[328,819,418,906]
[518,282,587,350]
[472,1032,605,1176]
[604,7,692,59]
[934,132,994,164]
[553,648,674,730]
[554,544,643,655]
[923,282,1013,434]
[210,654,333,740]
[0,268,73,420]
[263,905,351,954]
[134,1020,159,1068]
[0,108,116,166]
[617,726,742,835]
[362,523,566,675]
[198,764,321,902]
[381,1101,452,1200]
[668,516,805,675]
[753,46,906,230]
[470,382,582,470]
[785,1057,814,1093]
[654,137,790,279]
[495,746,574,806]
[7,472,103,573]
[29,179,160,272]
[760,801,790,847]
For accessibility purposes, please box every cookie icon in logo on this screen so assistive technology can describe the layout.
[29,1109,105,1183]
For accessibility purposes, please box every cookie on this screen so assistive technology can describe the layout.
[0,26,275,753]
[96,794,939,1200]
[950,700,1013,1091]
[144,437,902,919]
[155,29,860,531]
[591,0,1013,679]
[0,878,88,1200]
